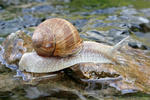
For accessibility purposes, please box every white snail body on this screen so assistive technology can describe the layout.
[19,41,113,73]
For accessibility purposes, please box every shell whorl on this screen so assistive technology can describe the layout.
[32,18,83,57]
[19,41,113,73]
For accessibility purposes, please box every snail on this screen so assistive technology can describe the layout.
[19,18,129,73]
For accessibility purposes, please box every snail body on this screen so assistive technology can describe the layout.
[19,41,113,73]
[19,18,129,73]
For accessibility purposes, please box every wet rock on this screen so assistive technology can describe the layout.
[140,8,150,17]
[109,29,129,37]
[0,0,47,7]
[92,22,107,28]
[0,64,12,73]
[22,5,56,14]
[0,6,4,13]
[0,73,20,92]
[31,0,46,2]
[128,42,148,50]
[92,21,129,30]
[0,0,21,6]
[120,7,138,16]
[70,45,150,93]
[119,15,129,20]
[106,15,118,21]
[80,12,90,16]
[70,63,141,94]
[123,16,149,25]
[139,23,150,32]
[71,19,88,32]
[0,15,42,35]
[130,24,141,32]
[22,73,119,100]
[85,30,108,43]
[25,87,49,99]
[24,78,86,100]
[72,19,88,28]
[0,37,5,43]
[133,17,149,24]
[86,30,106,37]
[119,7,149,25]
[133,32,146,37]
[115,46,150,93]
[2,30,33,64]
[0,91,14,99]
[137,17,149,24]
[91,7,117,15]
[70,63,120,79]
[0,19,20,36]
[21,15,42,28]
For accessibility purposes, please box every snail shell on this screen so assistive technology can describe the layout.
[32,18,83,57]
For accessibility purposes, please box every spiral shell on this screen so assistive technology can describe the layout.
[32,18,83,57]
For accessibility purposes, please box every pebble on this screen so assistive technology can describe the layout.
[106,15,118,20]
[72,19,88,28]
[128,42,148,50]
[120,8,138,15]
[22,5,56,14]
[139,23,150,32]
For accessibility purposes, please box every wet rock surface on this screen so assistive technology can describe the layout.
[0,0,150,100]
[2,31,33,64]
[0,15,42,36]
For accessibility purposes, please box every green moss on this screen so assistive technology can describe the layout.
[95,26,123,31]
[0,11,17,20]
[25,27,35,32]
